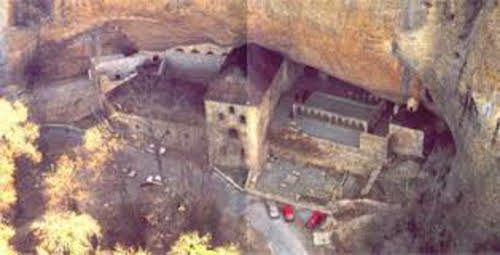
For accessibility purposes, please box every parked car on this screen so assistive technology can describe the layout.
[264,200,280,219]
[282,204,295,222]
[306,211,327,229]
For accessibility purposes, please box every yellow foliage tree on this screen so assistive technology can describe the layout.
[0,99,41,212]
[169,232,239,255]
[0,154,16,213]
[111,244,152,255]
[79,125,122,176]
[44,124,123,210]
[0,99,42,255]
[0,222,16,255]
[30,211,101,255]
[44,154,88,211]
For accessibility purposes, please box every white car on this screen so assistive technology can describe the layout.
[264,200,280,220]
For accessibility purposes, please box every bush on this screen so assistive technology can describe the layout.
[111,244,151,255]
[30,211,101,255]
[169,232,239,255]
[44,154,87,211]
[0,222,16,255]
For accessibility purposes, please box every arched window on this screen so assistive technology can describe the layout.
[218,113,225,121]
[239,115,247,125]
[228,128,239,139]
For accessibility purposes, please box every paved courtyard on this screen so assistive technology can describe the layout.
[254,155,344,207]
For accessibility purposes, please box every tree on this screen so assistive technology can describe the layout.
[0,99,42,254]
[111,244,151,255]
[44,154,88,211]
[169,232,239,255]
[30,211,101,255]
[0,222,16,255]
[79,125,123,176]
[0,99,41,212]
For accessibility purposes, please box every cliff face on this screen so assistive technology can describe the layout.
[1,0,499,249]
[4,0,424,103]
[415,1,500,247]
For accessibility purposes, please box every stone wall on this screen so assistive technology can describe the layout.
[27,78,100,123]
[162,43,230,83]
[269,127,387,176]
[204,100,253,169]
[90,43,230,95]
[251,59,303,172]
[388,123,424,158]
[110,113,206,154]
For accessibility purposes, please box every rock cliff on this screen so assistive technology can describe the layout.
[1,0,499,250]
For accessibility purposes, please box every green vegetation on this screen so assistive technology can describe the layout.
[0,99,42,254]
[0,99,41,212]
[30,211,101,255]
[0,222,16,255]
[169,232,239,255]
[111,244,152,255]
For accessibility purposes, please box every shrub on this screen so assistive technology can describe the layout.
[0,222,16,255]
[111,244,151,255]
[169,232,239,255]
[30,211,101,255]
[44,155,87,211]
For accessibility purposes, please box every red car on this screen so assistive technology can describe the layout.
[306,211,326,229]
[281,204,295,222]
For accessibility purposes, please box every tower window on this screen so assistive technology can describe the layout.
[191,48,200,54]
[239,115,246,125]
[229,106,235,114]
[218,113,225,121]
[228,128,239,139]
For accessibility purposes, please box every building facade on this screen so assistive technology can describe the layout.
[205,44,303,188]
